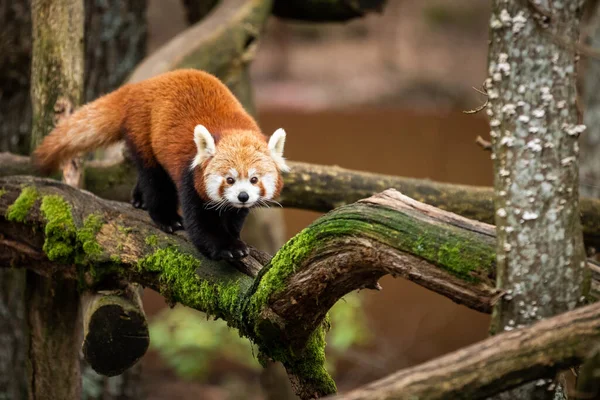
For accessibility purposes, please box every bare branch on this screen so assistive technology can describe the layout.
[331,302,600,400]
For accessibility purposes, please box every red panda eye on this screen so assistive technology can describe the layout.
[226,177,235,184]
[250,177,258,184]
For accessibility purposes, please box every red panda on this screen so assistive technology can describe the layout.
[33,69,289,260]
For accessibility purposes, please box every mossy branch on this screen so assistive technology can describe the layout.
[2,175,600,399]
[2,153,600,251]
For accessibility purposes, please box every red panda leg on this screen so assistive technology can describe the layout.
[179,169,249,260]
[131,180,146,210]
[134,163,183,233]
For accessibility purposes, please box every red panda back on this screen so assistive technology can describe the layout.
[127,70,264,184]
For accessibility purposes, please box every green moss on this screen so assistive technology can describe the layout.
[77,214,104,259]
[279,325,336,395]
[138,246,242,322]
[39,196,105,265]
[0,188,6,199]
[6,187,39,222]
[249,226,319,316]
[117,225,133,235]
[40,195,77,262]
[110,254,121,263]
[145,234,158,247]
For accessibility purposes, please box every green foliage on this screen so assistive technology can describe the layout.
[6,187,39,222]
[0,188,6,199]
[149,306,260,380]
[328,293,370,353]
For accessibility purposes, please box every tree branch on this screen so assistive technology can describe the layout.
[3,153,600,251]
[2,175,600,399]
[272,0,387,22]
[127,0,272,88]
[330,301,600,400]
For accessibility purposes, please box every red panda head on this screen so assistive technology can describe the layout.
[191,124,289,209]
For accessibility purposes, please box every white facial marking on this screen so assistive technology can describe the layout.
[248,168,257,177]
[191,124,216,169]
[224,178,261,208]
[262,173,277,199]
[205,174,223,202]
[268,128,290,172]
[228,168,239,179]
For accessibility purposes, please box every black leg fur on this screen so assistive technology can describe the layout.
[180,169,249,260]
[131,179,146,210]
[127,142,182,233]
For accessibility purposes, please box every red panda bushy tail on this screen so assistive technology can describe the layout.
[32,90,127,174]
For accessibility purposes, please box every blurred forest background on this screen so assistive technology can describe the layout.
[138,0,494,399]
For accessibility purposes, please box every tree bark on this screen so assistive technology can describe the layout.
[28,1,85,399]
[83,0,147,101]
[581,0,600,199]
[0,1,33,155]
[330,302,600,400]
[0,269,27,400]
[486,1,588,398]
[0,0,147,153]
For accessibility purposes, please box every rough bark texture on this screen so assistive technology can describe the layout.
[0,0,147,152]
[330,302,600,400]
[0,1,32,155]
[0,269,27,400]
[271,0,387,22]
[581,1,600,199]
[83,0,147,101]
[4,154,600,252]
[28,1,85,399]
[25,271,82,399]
[486,1,588,398]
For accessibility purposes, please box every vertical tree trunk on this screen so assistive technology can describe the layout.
[581,1,600,200]
[486,1,588,398]
[83,0,147,100]
[1,2,147,397]
[0,0,147,153]
[0,271,27,400]
[28,1,85,399]
[0,2,33,155]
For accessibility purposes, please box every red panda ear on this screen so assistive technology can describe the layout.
[268,128,290,172]
[192,124,216,168]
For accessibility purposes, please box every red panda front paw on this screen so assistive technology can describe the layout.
[156,219,184,234]
[213,240,249,260]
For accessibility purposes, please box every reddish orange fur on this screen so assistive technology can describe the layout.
[33,69,283,197]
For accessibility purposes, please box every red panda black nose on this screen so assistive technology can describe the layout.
[238,192,249,203]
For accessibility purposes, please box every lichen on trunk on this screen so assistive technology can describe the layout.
[28,0,85,398]
[486,0,589,397]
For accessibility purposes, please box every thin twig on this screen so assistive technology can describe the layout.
[476,135,492,152]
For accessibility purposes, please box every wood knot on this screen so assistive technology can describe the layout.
[53,97,75,125]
